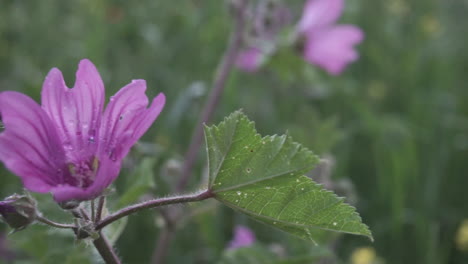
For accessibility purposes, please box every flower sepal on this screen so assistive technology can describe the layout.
[58,200,81,210]
[73,219,99,240]
[0,194,38,231]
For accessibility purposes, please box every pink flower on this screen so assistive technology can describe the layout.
[235,48,265,73]
[0,59,165,203]
[228,225,256,249]
[298,0,364,75]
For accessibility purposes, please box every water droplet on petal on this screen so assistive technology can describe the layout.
[63,142,74,151]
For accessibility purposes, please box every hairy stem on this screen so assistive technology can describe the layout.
[36,215,75,229]
[95,196,106,222]
[95,190,213,230]
[176,0,249,192]
[91,199,95,222]
[93,232,121,264]
[80,208,90,221]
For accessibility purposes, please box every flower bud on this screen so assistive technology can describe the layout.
[0,194,37,231]
[58,200,81,210]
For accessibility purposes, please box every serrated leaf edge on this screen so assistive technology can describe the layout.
[205,111,319,191]
[216,191,373,240]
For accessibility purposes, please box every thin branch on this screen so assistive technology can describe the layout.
[80,208,90,221]
[151,228,173,264]
[176,0,249,192]
[93,232,122,264]
[91,199,95,222]
[36,215,75,229]
[95,196,106,222]
[95,190,213,231]
[150,1,249,263]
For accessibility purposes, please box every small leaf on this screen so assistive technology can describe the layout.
[205,111,372,242]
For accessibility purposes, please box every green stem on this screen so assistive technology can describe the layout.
[175,0,249,192]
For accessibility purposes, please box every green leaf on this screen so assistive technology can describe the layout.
[205,111,372,242]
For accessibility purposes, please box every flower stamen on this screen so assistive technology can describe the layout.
[67,157,99,188]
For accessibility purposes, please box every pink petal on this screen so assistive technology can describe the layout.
[51,156,120,202]
[0,92,66,192]
[303,25,364,75]
[41,59,105,161]
[297,0,344,33]
[236,48,264,73]
[99,80,165,162]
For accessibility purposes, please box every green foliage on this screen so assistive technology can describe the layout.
[217,245,276,264]
[9,226,92,264]
[117,157,157,207]
[217,244,330,264]
[205,111,372,242]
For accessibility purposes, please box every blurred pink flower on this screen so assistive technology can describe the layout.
[298,0,364,75]
[228,225,256,249]
[236,48,265,73]
[0,59,165,202]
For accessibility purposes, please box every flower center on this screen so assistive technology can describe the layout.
[67,156,99,188]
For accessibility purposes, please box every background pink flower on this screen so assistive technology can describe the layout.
[228,225,256,249]
[298,0,364,75]
[235,48,265,73]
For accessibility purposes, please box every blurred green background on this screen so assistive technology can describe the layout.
[1,0,468,263]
